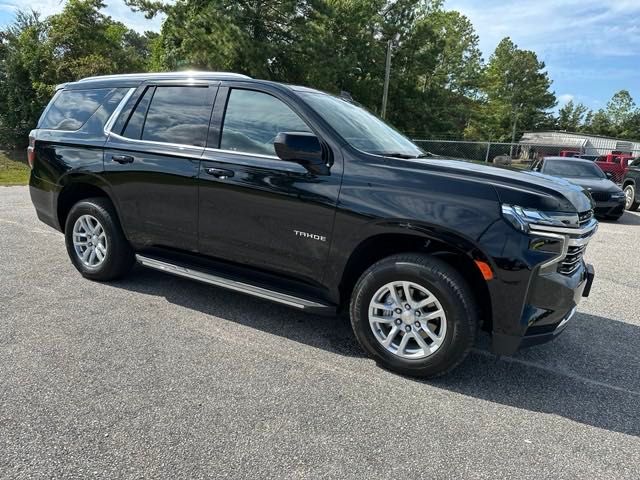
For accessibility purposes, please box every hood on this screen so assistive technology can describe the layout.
[561,177,622,193]
[393,158,594,213]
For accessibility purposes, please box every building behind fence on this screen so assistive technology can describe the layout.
[413,136,640,166]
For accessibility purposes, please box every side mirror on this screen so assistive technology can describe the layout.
[274,132,328,174]
[605,171,613,180]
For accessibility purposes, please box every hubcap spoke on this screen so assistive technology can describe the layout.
[414,295,434,309]
[371,301,394,311]
[397,332,411,354]
[369,314,395,324]
[383,326,400,347]
[421,309,444,322]
[421,323,440,342]
[413,331,433,353]
[387,284,402,306]
[402,282,413,306]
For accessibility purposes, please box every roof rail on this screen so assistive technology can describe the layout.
[77,71,251,82]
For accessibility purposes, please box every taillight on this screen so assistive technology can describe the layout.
[27,135,35,169]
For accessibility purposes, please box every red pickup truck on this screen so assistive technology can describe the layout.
[594,153,635,184]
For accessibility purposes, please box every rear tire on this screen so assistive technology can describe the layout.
[64,197,135,281]
[624,184,639,211]
[349,253,477,378]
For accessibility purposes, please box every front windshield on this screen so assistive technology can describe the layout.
[300,91,424,158]
[544,160,605,178]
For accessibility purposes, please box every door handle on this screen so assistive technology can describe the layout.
[111,154,134,164]
[204,167,234,179]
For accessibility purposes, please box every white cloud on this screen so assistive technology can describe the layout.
[0,0,164,32]
[444,0,640,59]
[558,94,574,106]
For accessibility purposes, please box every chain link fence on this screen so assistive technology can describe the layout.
[412,139,640,183]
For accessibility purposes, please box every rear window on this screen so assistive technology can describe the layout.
[39,88,113,130]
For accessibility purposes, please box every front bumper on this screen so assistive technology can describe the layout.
[486,216,598,356]
[491,262,594,355]
[594,198,625,218]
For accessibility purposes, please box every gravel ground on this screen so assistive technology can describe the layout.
[1,185,639,479]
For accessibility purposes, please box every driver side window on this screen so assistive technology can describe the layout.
[220,89,310,156]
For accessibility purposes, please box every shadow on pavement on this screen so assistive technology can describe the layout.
[600,211,640,226]
[112,266,640,438]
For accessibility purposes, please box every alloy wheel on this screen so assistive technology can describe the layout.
[624,186,634,210]
[72,214,108,267]
[368,281,447,359]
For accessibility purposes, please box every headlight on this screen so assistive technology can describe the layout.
[501,205,579,233]
[611,191,625,199]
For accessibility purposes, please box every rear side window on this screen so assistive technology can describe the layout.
[122,87,154,140]
[141,86,214,147]
[39,88,113,130]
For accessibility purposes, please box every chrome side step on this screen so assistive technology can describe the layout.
[135,254,335,313]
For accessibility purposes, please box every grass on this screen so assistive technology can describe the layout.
[0,150,30,186]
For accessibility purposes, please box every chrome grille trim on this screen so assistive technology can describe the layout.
[530,210,598,276]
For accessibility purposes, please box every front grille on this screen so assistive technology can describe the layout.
[558,245,586,275]
[590,192,610,202]
[578,210,593,227]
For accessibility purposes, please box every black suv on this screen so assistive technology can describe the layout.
[28,72,597,377]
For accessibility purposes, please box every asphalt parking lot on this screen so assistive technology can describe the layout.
[1,185,639,479]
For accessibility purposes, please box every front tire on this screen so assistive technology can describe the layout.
[64,197,135,281]
[624,184,639,211]
[349,253,477,378]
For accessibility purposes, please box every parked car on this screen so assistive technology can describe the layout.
[594,153,635,184]
[28,71,597,378]
[622,157,640,211]
[531,157,626,220]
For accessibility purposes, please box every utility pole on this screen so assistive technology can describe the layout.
[381,39,392,119]
[510,107,519,157]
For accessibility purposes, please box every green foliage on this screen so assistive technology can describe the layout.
[1,0,636,148]
[466,37,556,141]
[557,100,588,132]
[0,0,156,147]
[559,90,640,140]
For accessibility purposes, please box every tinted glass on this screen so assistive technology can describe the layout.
[142,86,213,147]
[122,87,154,139]
[39,88,112,130]
[544,160,605,178]
[220,89,310,156]
[300,91,423,157]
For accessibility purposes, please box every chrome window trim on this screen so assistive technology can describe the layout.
[107,131,205,151]
[203,147,281,161]
[108,131,282,158]
[103,88,136,135]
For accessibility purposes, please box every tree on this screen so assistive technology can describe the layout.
[126,0,484,138]
[469,37,556,142]
[557,100,588,131]
[581,90,640,140]
[0,0,156,147]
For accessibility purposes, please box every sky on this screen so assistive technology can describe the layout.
[0,0,638,112]
[445,0,640,111]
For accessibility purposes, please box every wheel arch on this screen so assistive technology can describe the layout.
[337,225,494,331]
[57,174,119,233]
